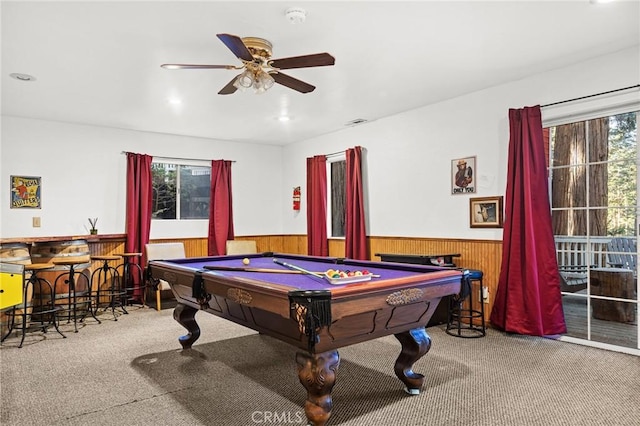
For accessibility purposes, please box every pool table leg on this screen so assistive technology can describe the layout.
[296,350,340,426]
[393,327,432,395]
[173,303,200,349]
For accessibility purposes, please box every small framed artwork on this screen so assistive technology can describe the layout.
[470,196,503,228]
[10,175,41,209]
[452,156,476,194]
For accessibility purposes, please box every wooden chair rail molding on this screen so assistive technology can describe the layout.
[1,234,502,323]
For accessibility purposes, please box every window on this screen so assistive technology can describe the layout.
[550,112,638,238]
[151,162,210,219]
[328,158,346,237]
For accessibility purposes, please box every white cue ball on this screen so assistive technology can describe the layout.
[242,258,250,265]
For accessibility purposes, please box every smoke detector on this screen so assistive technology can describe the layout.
[285,7,306,24]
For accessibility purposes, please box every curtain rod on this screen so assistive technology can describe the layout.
[541,84,640,108]
[121,151,235,163]
[325,150,345,158]
[325,146,367,158]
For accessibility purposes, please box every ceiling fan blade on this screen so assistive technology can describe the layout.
[218,76,239,95]
[161,64,236,70]
[269,53,335,70]
[216,33,254,62]
[272,72,315,94]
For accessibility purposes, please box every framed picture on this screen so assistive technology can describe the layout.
[452,156,476,194]
[10,175,41,209]
[470,196,503,228]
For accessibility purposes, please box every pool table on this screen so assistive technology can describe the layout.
[148,253,462,426]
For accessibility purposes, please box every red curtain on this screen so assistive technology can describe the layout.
[125,153,153,301]
[306,155,328,256]
[490,106,566,336]
[207,160,234,256]
[345,146,367,259]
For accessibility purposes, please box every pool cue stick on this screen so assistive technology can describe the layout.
[273,259,325,279]
[204,264,380,278]
[203,265,306,274]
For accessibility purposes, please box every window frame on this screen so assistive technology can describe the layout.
[151,159,211,221]
[327,154,346,239]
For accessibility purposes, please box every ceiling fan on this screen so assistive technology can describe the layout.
[161,33,335,95]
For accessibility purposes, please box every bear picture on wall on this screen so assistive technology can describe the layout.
[452,156,476,194]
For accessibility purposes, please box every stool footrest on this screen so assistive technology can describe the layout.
[446,271,486,338]
[450,309,484,320]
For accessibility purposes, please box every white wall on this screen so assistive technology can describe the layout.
[0,118,283,239]
[2,46,638,242]
[281,46,640,240]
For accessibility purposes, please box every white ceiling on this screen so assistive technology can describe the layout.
[2,1,639,146]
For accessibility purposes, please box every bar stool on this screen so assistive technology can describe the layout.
[1,263,66,347]
[115,252,145,308]
[446,269,486,338]
[52,259,101,332]
[90,255,126,320]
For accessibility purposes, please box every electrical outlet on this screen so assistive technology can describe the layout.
[32,216,41,227]
[482,286,489,303]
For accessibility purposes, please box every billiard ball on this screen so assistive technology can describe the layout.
[242,258,250,265]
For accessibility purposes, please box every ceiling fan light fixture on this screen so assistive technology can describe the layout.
[257,72,275,90]
[162,33,334,95]
[234,69,255,89]
[235,69,275,94]
[254,71,275,94]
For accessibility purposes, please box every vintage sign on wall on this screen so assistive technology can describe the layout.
[451,156,476,194]
[10,175,41,209]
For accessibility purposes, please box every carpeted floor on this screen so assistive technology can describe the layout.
[1,306,639,426]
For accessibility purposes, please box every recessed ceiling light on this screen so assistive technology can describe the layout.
[278,115,291,122]
[10,73,36,82]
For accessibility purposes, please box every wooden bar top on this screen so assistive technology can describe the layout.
[0,233,126,245]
